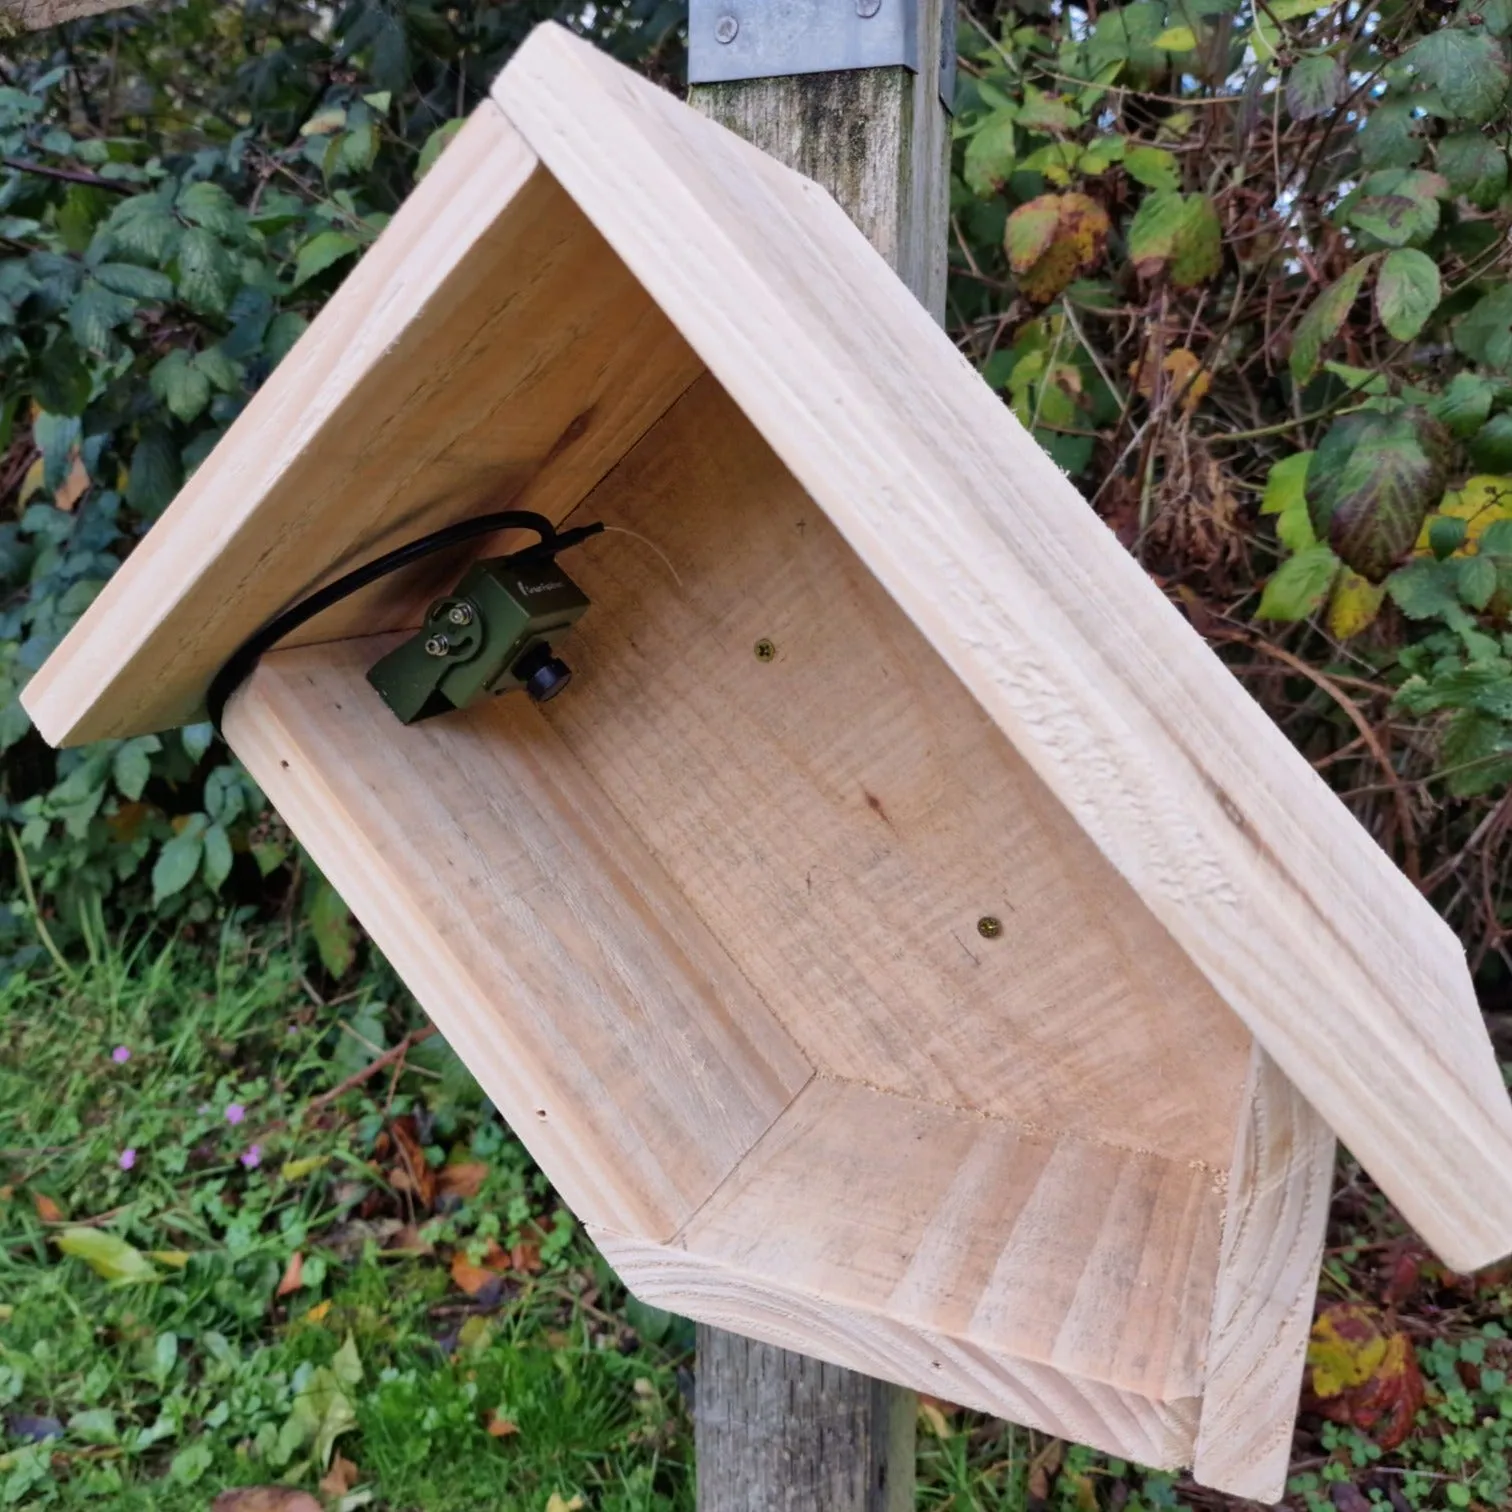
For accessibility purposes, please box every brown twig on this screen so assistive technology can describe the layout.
[1,155,133,193]
[305,1024,438,1115]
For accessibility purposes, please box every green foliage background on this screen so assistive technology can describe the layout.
[8,0,1512,987]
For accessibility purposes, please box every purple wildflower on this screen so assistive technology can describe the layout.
[111,1046,131,1064]
[118,1148,136,1171]
[240,1145,262,1170]
[225,1103,246,1125]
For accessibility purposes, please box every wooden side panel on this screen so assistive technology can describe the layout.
[222,640,812,1239]
[496,24,1512,1270]
[547,375,1252,1167]
[1195,1046,1335,1501]
[667,1078,1223,1404]
[25,101,703,746]
[596,1226,1200,1472]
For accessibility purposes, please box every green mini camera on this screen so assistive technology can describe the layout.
[367,555,591,725]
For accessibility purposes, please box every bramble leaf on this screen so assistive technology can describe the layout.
[1375,248,1441,342]
[1291,258,1376,384]
[1409,28,1510,123]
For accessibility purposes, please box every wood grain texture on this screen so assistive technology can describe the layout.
[493,22,1512,1270]
[551,373,1253,1166]
[1194,1046,1336,1501]
[1,0,134,30]
[24,101,703,746]
[592,1076,1218,1470]
[687,0,950,321]
[222,637,812,1239]
[695,1327,914,1512]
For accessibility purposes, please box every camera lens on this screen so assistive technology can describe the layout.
[512,642,573,704]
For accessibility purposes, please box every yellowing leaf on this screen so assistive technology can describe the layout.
[1004,193,1111,304]
[146,1250,191,1269]
[56,1228,158,1285]
[918,1401,952,1437]
[1153,25,1197,49]
[304,1299,333,1323]
[545,1497,585,1512]
[280,1154,329,1182]
[300,107,346,137]
[1327,570,1386,639]
[1433,476,1512,547]
[1131,347,1211,414]
[1306,1304,1425,1451]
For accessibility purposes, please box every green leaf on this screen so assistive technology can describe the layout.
[1456,284,1512,370]
[1357,101,1425,170]
[152,817,206,903]
[92,262,173,301]
[149,349,211,423]
[309,879,356,978]
[1290,258,1376,384]
[1287,54,1345,119]
[201,822,233,891]
[1375,249,1441,342]
[1346,170,1446,247]
[193,345,241,394]
[1430,515,1470,558]
[175,228,236,315]
[67,1410,117,1446]
[417,119,465,180]
[1261,453,1318,550]
[67,279,136,351]
[127,426,181,517]
[1433,372,1497,437]
[266,311,309,366]
[1441,709,1512,796]
[1439,133,1509,207]
[1460,552,1499,608]
[112,735,159,801]
[1409,28,1510,122]
[1257,543,1339,620]
[964,109,1017,197]
[1388,556,1467,621]
[1307,408,1451,581]
[1127,191,1222,286]
[168,1442,213,1486]
[176,181,242,239]
[56,1229,158,1285]
[1089,3,1170,79]
[293,230,359,288]
[332,1333,363,1388]
[1016,86,1082,133]
[104,193,180,263]
[1471,412,1512,469]
[1123,144,1180,191]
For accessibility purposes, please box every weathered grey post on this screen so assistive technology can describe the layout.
[687,3,953,1507]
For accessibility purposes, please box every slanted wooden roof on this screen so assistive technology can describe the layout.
[24,22,1512,1274]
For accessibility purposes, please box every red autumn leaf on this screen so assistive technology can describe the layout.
[32,1194,63,1224]
[1305,1303,1425,1450]
[486,1410,519,1438]
[319,1452,360,1498]
[276,1250,303,1297]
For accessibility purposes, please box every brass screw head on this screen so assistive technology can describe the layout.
[754,638,776,662]
[977,916,1003,939]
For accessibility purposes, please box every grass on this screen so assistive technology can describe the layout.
[0,927,1508,1511]
[0,931,690,1510]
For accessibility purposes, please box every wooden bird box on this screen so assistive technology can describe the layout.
[23,23,1512,1499]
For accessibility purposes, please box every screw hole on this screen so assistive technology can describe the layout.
[535,1108,548,1121]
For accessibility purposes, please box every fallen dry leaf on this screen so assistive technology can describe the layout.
[385,1223,434,1256]
[511,1240,542,1275]
[304,1299,333,1324]
[545,1496,584,1512]
[917,1401,951,1438]
[1027,1437,1064,1501]
[319,1452,361,1498]
[53,454,89,513]
[451,1253,502,1299]
[211,1492,322,1512]
[388,1117,436,1208]
[486,1410,519,1438]
[437,1162,488,1201]
[276,1251,304,1297]
[32,1194,62,1224]
[1305,1303,1425,1450]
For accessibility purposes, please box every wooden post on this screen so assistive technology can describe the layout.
[688,6,951,1508]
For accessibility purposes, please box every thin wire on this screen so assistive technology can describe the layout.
[597,524,684,589]
[206,511,604,732]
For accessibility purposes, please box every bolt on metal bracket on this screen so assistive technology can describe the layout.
[689,0,956,113]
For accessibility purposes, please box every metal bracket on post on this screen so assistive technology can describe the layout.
[689,0,956,111]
